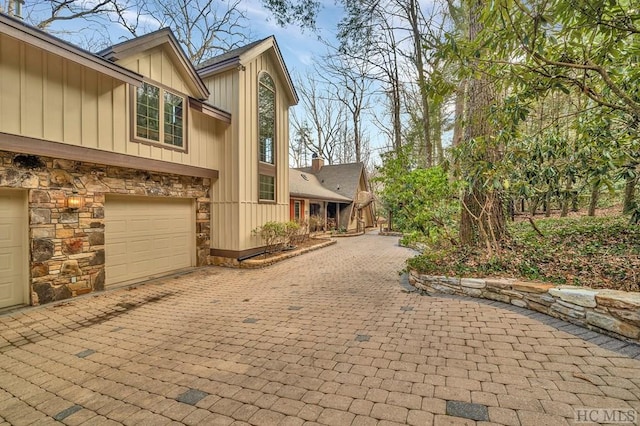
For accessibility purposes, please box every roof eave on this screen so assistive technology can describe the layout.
[0,13,142,87]
[188,98,231,123]
[197,57,241,78]
[291,193,352,203]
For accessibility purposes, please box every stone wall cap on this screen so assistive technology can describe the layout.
[595,291,640,310]
[484,278,515,288]
[512,281,555,293]
[549,287,598,308]
[549,286,599,294]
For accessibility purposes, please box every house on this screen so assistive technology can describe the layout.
[290,157,376,232]
[0,13,296,308]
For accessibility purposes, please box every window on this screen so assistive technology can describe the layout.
[259,175,275,201]
[258,72,276,202]
[294,201,301,221]
[135,82,185,149]
[258,74,275,164]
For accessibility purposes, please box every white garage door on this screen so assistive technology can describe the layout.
[105,196,194,288]
[0,190,27,309]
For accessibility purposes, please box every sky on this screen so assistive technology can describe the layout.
[240,0,344,75]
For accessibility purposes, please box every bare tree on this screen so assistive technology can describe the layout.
[337,0,406,154]
[131,0,249,63]
[18,0,249,62]
[322,52,373,164]
[291,72,347,164]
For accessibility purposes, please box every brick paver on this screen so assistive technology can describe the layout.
[1,232,639,425]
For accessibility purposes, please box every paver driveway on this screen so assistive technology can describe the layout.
[1,232,639,426]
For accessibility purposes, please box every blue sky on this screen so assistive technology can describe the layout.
[242,0,343,75]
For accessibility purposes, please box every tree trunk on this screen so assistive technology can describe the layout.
[529,197,539,216]
[459,0,506,253]
[622,172,638,214]
[560,195,569,217]
[544,192,551,217]
[452,79,466,148]
[408,0,432,167]
[391,79,403,152]
[588,182,600,216]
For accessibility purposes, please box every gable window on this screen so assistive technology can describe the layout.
[258,72,276,202]
[134,82,185,149]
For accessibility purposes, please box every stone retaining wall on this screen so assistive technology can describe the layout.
[1,151,210,306]
[408,270,640,343]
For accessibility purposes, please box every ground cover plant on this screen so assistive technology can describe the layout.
[407,214,640,292]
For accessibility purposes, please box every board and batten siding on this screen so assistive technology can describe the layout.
[204,51,290,252]
[0,34,222,171]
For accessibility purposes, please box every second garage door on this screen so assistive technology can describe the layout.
[0,190,27,309]
[105,196,195,288]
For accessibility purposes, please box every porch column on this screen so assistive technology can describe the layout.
[323,201,328,230]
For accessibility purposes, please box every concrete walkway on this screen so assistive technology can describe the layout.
[1,232,639,425]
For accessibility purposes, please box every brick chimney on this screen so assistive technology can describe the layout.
[311,156,324,172]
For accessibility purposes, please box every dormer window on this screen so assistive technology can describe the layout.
[134,82,185,150]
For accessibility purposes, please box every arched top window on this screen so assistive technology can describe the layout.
[258,72,276,202]
[258,73,275,165]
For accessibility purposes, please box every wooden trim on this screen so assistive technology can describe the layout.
[0,132,218,179]
[210,246,266,260]
[0,14,142,87]
[188,98,231,123]
[258,162,276,176]
[197,59,240,78]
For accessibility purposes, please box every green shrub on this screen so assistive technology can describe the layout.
[252,221,307,255]
[252,221,286,254]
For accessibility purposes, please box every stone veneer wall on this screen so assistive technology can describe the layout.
[0,150,211,306]
[408,271,640,343]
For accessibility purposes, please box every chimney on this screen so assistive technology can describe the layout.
[311,155,324,172]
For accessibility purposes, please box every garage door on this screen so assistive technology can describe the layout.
[105,196,194,288]
[0,190,27,309]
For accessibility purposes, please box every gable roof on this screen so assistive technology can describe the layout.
[197,38,268,71]
[197,36,298,105]
[98,28,209,100]
[290,171,352,203]
[296,162,367,201]
[0,13,142,86]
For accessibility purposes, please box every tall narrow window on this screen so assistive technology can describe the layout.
[164,91,184,147]
[258,72,276,202]
[136,83,160,141]
[294,201,301,221]
[134,82,185,149]
[259,74,275,164]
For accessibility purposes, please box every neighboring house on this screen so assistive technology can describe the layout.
[0,13,296,308]
[290,157,376,232]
